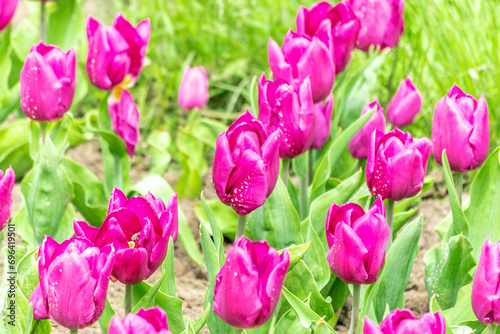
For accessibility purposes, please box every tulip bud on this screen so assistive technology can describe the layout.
[214,237,290,329]
[296,1,360,74]
[363,310,446,334]
[348,100,386,160]
[0,0,19,31]
[258,73,315,159]
[108,307,172,334]
[366,128,431,201]
[177,66,209,110]
[28,236,115,330]
[386,77,422,127]
[74,188,178,285]
[268,30,335,103]
[349,0,405,52]
[86,14,151,90]
[0,166,15,231]
[326,198,388,284]
[471,238,500,326]
[107,89,140,157]
[212,110,280,215]
[432,84,489,173]
[311,93,334,150]
[20,42,76,122]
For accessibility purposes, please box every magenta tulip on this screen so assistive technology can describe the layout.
[386,77,422,127]
[214,237,289,329]
[0,166,15,231]
[29,237,115,330]
[86,14,151,90]
[366,128,431,201]
[326,198,388,285]
[349,0,405,52]
[348,100,386,160]
[311,93,334,150]
[432,84,489,173]
[74,188,178,285]
[0,0,18,31]
[268,30,335,103]
[363,310,446,334]
[296,1,360,73]
[212,110,280,215]
[108,307,172,334]
[471,238,500,326]
[20,42,76,122]
[258,73,315,159]
[177,66,209,110]
[107,89,140,157]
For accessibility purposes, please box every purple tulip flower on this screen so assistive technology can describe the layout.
[311,93,334,150]
[214,237,290,329]
[108,307,172,334]
[0,0,19,31]
[20,42,76,122]
[363,310,446,334]
[213,110,280,215]
[177,66,209,110]
[386,77,422,127]
[0,166,15,231]
[348,100,386,160]
[107,89,140,157]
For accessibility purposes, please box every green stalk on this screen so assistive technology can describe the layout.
[489,326,496,334]
[281,159,290,188]
[234,329,242,334]
[349,285,361,334]
[308,149,313,185]
[39,122,47,145]
[235,214,246,241]
[40,1,46,42]
[455,173,464,207]
[124,284,133,315]
[385,200,395,253]
[113,155,123,190]
[69,330,78,334]
[299,172,308,220]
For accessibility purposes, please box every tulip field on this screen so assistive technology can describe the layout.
[1,0,500,333]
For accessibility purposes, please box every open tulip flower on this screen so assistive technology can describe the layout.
[268,30,335,103]
[258,74,315,159]
[364,310,446,334]
[0,166,15,231]
[387,77,422,128]
[326,198,388,285]
[177,65,209,110]
[348,100,386,160]
[432,84,489,173]
[0,0,19,31]
[86,13,151,91]
[311,93,334,150]
[29,236,115,330]
[349,0,405,52]
[20,42,76,122]
[296,1,360,74]
[108,307,172,334]
[107,89,140,157]
[212,110,280,215]
[366,128,431,201]
[74,188,178,285]
[214,237,290,329]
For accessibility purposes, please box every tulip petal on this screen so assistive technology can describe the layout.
[108,187,128,214]
[113,247,150,285]
[73,220,100,243]
[136,307,171,332]
[268,37,293,84]
[125,196,162,237]
[261,129,281,196]
[0,166,15,230]
[363,317,384,334]
[28,284,49,320]
[469,95,490,170]
[212,133,236,204]
[91,244,115,324]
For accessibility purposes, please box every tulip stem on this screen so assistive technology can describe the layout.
[234,330,242,334]
[282,159,290,188]
[349,285,361,334]
[385,200,395,253]
[308,150,314,185]
[39,122,47,145]
[299,172,308,220]
[40,1,46,42]
[124,284,133,315]
[235,214,246,241]
[69,330,78,334]
[114,155,123,190]
[455,173,464,207]
[489,326,496,334]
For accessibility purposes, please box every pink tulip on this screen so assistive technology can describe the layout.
[258,73,315,159]
[471,238,500,326]
[363,310,446,334]
[268,30,335,103]
[349,0,405,52]
[29,237,115,330]
[311,93,334,150]
[214,237,290,329]
[0,166,15,231]
[107,89,140,157]
[296,1,360,73]
[386,77,422,127]
[366,128,431,201]
[177,66,209,110]
[86,14,151,90]
[326,198,388,285]
[20,42,76,122]
[0,0,18,31]
[348,100,386,160]
[432,84,489,173]
[74,188,178,285]
[108,307,172,334]
[212,110,280,215]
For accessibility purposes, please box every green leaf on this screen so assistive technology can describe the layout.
[429,295,453,334]
[200,193,225,266]
[293,152,308,178]
[49,113,73,153]
[191,304,210,333]
[0,25,12,94]
[282,241,311,271]
[0,120,32,178]
[176,128,207,199]
[161,237,176,297]
[194,197,242,240]
[303,225,330,290]
[275,307,311,334]
[392,207,418,237]
[133,271,166,312]
[147,130,172,175]
[98,300,115,334]
[443,283,485,333]
[47,0,84,51]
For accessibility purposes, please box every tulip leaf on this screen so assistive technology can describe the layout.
[47,0,85,51]
[424,234,476,310]
[191,304,210,333]
[429,295,453,334]
[293,151,308,178]
[161,237,176,297]
[310,108,372,203]
[281,241,311,271]
[442,283,486,333]
[392,207,418,238]
[0,25,12,94]
[361,215,423,323]
[248,178,303,250]
[49,113,74,154]
[176,128,207,199]
[98,300,115,334]
[0,120,33,178]
[200,192,226,266]
[275,307,311,334]
[303,225,331,290]
[147,130,172,175]
[133,271,166,312]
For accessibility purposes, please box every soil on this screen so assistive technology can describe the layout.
[5,140,451,333]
